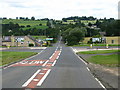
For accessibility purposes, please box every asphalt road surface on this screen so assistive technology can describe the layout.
[1,40,106,89]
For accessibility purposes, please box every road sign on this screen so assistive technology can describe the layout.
[46,38,53,40]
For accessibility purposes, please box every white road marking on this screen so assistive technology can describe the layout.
[42,68,49,70]
[95,78,106,90]
[52,60,57,66]
[71,47,87,65]
[37,69,51,86]
[86,67,90,71]
[42,60,49,66]
[29,61,34,64]
[20,61,29,64]
[39,73,44,75]
[22,69,41,87]
[33,79,39,81]
[56,55,59,59]
[49,53,55,59]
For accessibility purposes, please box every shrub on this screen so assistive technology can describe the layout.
[29,43,34,47]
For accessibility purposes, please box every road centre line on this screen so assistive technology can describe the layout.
[22,48,61,88]
[37,69,51,86]
[22,69,41,87]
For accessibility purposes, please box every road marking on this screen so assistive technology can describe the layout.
[56,55,59,59]
[39,73,44,75]
[42,68,49,70]
[37,69,51,86]
[42,60,49,67]
[22,69,41,87]
[22,49,61,88]
[86,67,90,71]
[71,47,87,65]
[52,60,57,66]
[95,78,106,90]
[3,49,46,69]
[11,60,47,67]
[33,79,39,81]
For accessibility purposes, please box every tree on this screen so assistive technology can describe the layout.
[63,27,86,45]
[31,16,35,20]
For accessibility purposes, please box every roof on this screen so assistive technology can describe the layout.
[2,36,11,42]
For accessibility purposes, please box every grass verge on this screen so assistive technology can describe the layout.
[1,51,37,66]
[73,44,120,47]
[77,50,120,54]
[87,54,119,67]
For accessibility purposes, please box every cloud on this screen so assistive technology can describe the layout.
[0,0,119,19]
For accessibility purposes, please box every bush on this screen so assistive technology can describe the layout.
[29,43,34,47]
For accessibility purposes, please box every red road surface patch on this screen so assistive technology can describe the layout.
[11,60,48,67]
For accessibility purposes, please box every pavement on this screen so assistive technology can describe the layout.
[1,40,109,89]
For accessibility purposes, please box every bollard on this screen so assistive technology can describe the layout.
[106,44,109,48]
[90,44,93,48]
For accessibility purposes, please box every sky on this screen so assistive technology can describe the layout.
[0,0,119,20]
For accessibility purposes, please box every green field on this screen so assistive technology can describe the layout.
[2,19,48,30]
[87,54,119,67]
[1,51,37,66]
[62,20,97,25]
[32,36,47,39]
[78,50,119,54]
[22,25,48,30]
[2,19,47,26]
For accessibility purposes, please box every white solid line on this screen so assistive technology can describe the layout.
[49,53,55,59]
[71,47,87,65]
[42,60,49,67]
[22,69,41,87]
[52,60,57,66]
[37,69,51,86]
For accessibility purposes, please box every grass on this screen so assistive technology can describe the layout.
[78,50,120,54]
[2,19,47,26]
[32,36,47,39]
[73,44,120,47]
[1,51,37,66]
[22,25,48,30]
[87,54,119,67]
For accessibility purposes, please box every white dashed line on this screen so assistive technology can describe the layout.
[86,67,90,71]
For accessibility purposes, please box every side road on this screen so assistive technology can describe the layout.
[72,47,119,89]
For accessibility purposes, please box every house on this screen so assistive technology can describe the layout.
[82,36,120,44]
[2,35,41,47]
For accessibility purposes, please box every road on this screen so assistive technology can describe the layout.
[1,40,106,89]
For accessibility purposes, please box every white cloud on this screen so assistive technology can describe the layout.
[0,0,119,20]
